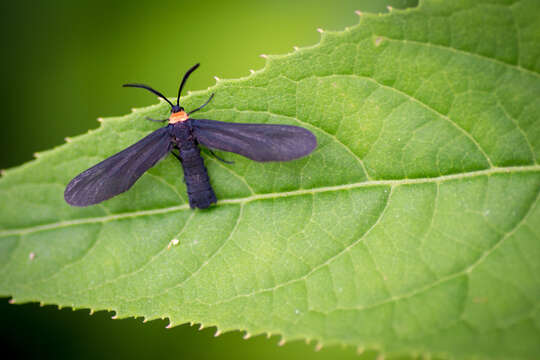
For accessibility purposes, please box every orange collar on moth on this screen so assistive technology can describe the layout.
[168,110,189,124]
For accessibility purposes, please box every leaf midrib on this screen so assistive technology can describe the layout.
[1,164,538,237]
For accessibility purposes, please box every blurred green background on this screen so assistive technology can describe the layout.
[1,0,417,359]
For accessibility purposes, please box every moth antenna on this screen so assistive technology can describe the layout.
[177,63,200,106]
[123,84,174,109]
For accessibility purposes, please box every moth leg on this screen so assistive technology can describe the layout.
[146,117,168,123]
[207,149,234,164]
[188,93,215,115]
[171,150,182,162]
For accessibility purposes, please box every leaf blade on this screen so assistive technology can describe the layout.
[1,0,540,359]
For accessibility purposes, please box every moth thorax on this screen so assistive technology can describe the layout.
[169,110,189,124]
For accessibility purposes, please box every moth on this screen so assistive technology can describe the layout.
[64,64,317,209]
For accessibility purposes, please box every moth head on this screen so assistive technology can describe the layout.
[171,105,184,113]
[122,63,200,114]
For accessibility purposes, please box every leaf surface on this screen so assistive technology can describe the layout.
[1,0,539,358]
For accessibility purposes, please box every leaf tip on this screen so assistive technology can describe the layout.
[0,169,5,176]
[198,323,204,331]
[33,152,41,159]
[249,69,255,74]
[243,332,251,340]
[8,298,15,304]
[64,137,72,143]
[165,322,173,329]
[89,309,95,315]
[317,28,324,34]
[97,117,104,123]
[374,36,384,47]
[214,76,221,82]
[214,329,222,337]
[278,338,286,346]
[111,313,118,320]
[357,346,365,355]
[314,343,323,352]
[29,252,36,260]
[386,5,393,12]
[260,54,268,59]
[293,46,299,51]
[355,10,363,16]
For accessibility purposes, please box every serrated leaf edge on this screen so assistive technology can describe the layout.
[3,1,537,359]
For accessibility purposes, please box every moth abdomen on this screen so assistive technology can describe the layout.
[178,145,216,209]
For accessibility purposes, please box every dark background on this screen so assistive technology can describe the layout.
[1,1,417,359]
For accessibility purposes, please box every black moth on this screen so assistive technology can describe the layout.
[64,63,317,209]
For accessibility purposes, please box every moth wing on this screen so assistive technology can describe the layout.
[64,127,171,206]
[191,119,317,162]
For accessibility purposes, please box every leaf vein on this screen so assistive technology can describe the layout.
[297,74,495,168]
[203,185,394,307]
[382,36,539,79]
[0,166,538,238]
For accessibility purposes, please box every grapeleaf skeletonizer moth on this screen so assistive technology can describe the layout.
[64,64,317,209]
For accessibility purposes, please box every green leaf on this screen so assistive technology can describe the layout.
[1,0,539,358]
